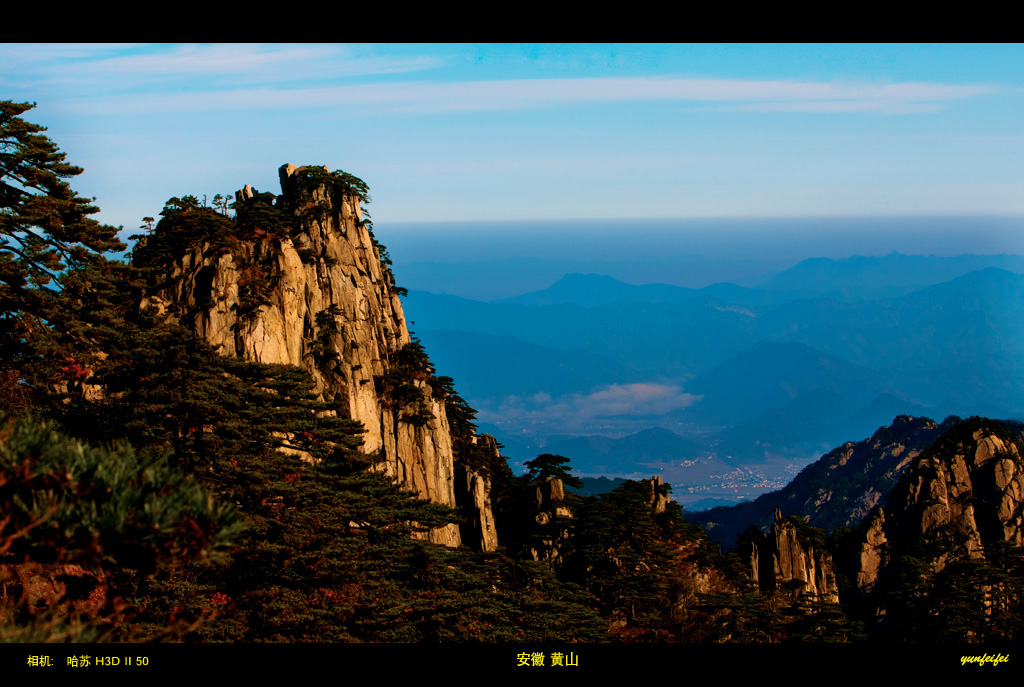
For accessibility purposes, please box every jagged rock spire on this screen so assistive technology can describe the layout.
[142,165,465,547]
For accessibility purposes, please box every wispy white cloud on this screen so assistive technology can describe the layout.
[2,44,997,116]
[65,44,438,79]
[728,99,943,114]
[0,43,147,62]
[59,75,996,116]
[477,383,701,431]
[0,43,440,90]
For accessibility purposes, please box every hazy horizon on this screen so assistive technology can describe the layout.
[385,214,1024,299]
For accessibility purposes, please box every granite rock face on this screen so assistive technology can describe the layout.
[750,509,840,603]
[854,418,1024,591]
[889,424,1024,554]
[455,434,500,553]
[138,165,471,546]
[855,507,887,592]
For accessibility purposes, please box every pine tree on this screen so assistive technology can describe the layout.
[0,415,241,641]
[568,480,693,637]
[0,101,125,413]
[524,453,583,489]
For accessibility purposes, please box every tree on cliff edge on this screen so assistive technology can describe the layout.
[524,453,583,489]
[0,101,124,412]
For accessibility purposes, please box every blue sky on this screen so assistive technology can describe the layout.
[3,43,1023,239]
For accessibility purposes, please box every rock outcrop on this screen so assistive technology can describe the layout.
[854,418,1024,591]
[136,165,483,547]
[645,475,670,514]
[854,507,887,593]
[455,434,500,552]
[530,477,574,567]
[750,509,840,603]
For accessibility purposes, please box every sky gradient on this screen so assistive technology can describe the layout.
[2,43,1023,242]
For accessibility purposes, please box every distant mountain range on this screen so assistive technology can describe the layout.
[762,252,1024,299]
[495,252,1024,307]
[682,340,885,425]
[405,262,1024,396]
[499,272,703,307]
[403,254,1024,484]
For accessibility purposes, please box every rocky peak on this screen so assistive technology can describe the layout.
[854,507,887,593]
[894,419,1023,554]
[856,418,1024,590]
[535,475,569,511]
[750,509,839,603]
[529,476,573,567]
[136,164,481,547]
[644,476,670,514]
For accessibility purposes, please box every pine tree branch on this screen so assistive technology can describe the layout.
[0,242,62,291]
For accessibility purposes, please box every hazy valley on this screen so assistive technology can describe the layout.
[397,252,1024,511]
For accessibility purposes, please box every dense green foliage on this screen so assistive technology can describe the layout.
[868,547,1024,642]
[0,101,124,290]
[569,481,686,634]
[0,416,241,571]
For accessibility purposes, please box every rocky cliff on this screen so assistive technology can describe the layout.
[841,418,1024,639]
[749,509,840,603]
[854,418,1024,591]
[134,164,498,548]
